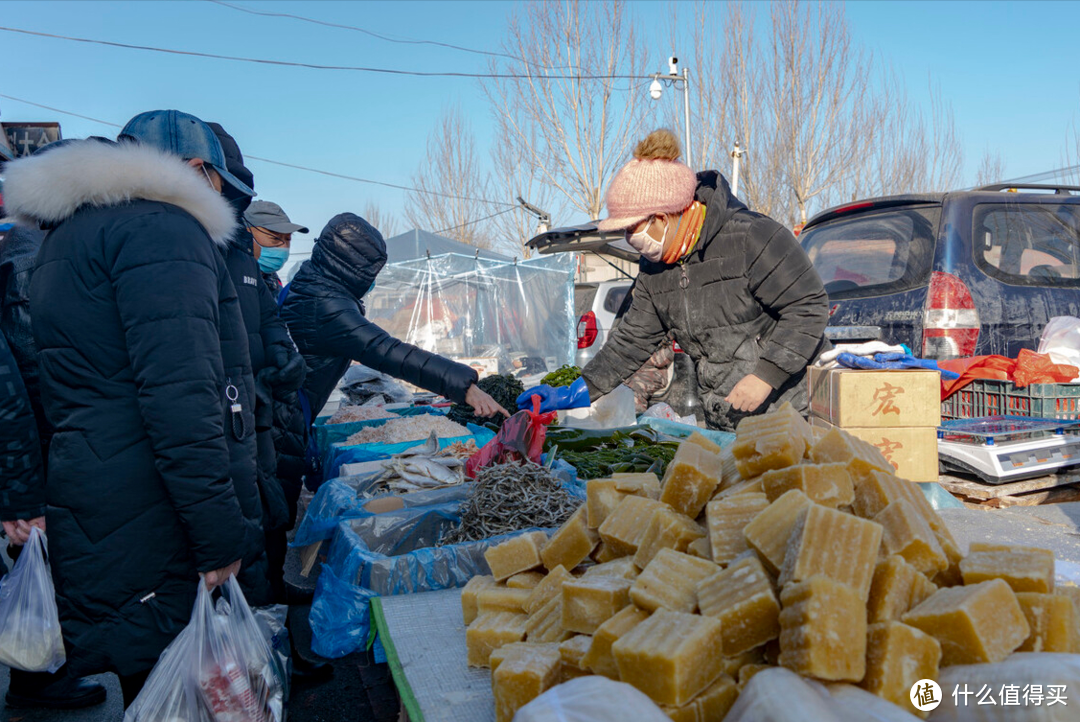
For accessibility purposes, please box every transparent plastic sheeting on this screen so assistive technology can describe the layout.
[364,253,577,374]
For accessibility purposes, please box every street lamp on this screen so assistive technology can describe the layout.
[648,57,692,164]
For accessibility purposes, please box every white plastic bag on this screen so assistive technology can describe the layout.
[1038,317,1080,376]
[929,653,1080,722]
[561,385,637,430]
[125,577,286,722]
[725,668,921,722]
[0,527,66,673]
[513,676,670,722]
[640,402,697,427]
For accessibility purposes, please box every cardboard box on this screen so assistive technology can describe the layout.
[810,418,939,483]
[808,367,941,429]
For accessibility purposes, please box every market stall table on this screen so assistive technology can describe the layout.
[370,503,1080,722]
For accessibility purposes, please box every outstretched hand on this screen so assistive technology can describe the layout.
[466,384,510,418]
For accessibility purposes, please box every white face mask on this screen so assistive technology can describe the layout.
[627,217,667,263]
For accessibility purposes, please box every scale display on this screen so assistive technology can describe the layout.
[937,416,1080,484]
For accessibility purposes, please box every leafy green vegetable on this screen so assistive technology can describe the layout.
[541,365,582,388]
[447,374,525,430]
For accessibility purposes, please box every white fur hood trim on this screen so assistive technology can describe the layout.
[3,140,237,246]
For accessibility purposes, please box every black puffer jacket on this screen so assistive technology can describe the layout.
[583,172,829,431]
[0,328,45,521]
[278,214,478,478]
[5,138,268,677]
[0,224,49,451]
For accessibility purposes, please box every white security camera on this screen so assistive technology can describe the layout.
[649,78,663,100]
[668,56,679,75]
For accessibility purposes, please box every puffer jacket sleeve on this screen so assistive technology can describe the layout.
[0,329,45,520]
[314,297,478,404]
[581,276,667,399]
[745,218,829,389]
[110,213,248,573]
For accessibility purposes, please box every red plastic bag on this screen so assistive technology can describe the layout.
[466,397,557,478]
[1013,348,1079,388]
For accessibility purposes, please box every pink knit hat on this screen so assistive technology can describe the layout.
[598,129,697,232]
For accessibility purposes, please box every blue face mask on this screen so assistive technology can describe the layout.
[257,247,290,274]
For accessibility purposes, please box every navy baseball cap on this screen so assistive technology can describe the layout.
[119,109,255,197]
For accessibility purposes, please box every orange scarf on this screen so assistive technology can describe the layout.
[661,201,707,264]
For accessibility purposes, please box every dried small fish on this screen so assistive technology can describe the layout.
[365,433,469,495]
[439,461,580,545]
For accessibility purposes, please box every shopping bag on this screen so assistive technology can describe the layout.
[466,396,556,478]
[126,577,287,722]
[0,527,66,673]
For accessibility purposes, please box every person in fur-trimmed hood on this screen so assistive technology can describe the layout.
[580,129,830,431]
[2,111,269,705]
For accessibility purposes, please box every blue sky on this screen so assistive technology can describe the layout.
[2,0,1078,273]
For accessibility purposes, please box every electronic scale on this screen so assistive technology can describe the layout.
[937,416,1080,484]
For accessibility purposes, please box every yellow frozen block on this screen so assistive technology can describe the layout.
[910,572,938,608]
[485,531,548,582]
[779,504,884,601]
[737,664,772,691]
[558,635,593,682]
[687,536,712,561]
[506,571,545,590]
[706,493,769,566]
[541,506,600,573]
[660,443,723,518]
[810,426,891,470]
[490,642,558,683]
[478,587,533,615]
[612,608,726,707]
[733,431,806,479]
[861,622,941,718]
[960,543,1056,594]
[1056,586,1080,653]
[874,500,948,577]
[867,555,925,624]
[717,446,743,492]
[633,507,706,569]
[901,580,1030,666]
[583,557,639,581]
[466,611,528,667]
[760,463,854,508]
[697,554,780,655]
[592,542,622,564]
[492,643,562,722]
[598,495,670,558]
[631,548,719,614]
[743,490,814,576]
[561,576,633,634]
[933,529,964,588]
[661,675,739,722]
[526,565,574,616]
[581,604,650,679]
[1016,593,1076,653]
[686,431,723,455]
[711,476,765,501]
[779,576,867,682]
[718,648,766,679]
[526,592,573,644]
[462,575,498,625]
[586,475,662,529]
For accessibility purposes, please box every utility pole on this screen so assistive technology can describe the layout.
[730,141,746,197]
[648,57,692,164]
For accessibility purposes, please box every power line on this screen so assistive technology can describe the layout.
[0,25,650,81]
[435,207,519,235]
[0,93,518,208]
[208,0,520,63]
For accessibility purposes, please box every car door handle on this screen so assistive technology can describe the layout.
[825,326,883,341]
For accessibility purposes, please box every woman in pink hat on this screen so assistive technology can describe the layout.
[576,129,829,431]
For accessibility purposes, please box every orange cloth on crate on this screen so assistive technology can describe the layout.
[938,351,1079,400]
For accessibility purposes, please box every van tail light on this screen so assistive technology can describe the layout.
[577,311,598,349]
[922,271,980,360]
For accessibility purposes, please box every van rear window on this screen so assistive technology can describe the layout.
[800,206,939,299]
[974,203,1080,286]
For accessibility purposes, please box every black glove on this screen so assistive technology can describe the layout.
[261,344,306,395]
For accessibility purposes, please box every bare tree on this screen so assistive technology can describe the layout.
[405,106,496,249]
[487,122,563,258]
[974,148,1007,188]
[363,200,400,239]
[485,0,648,221]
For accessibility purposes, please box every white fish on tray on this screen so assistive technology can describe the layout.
[377,433,467,492]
